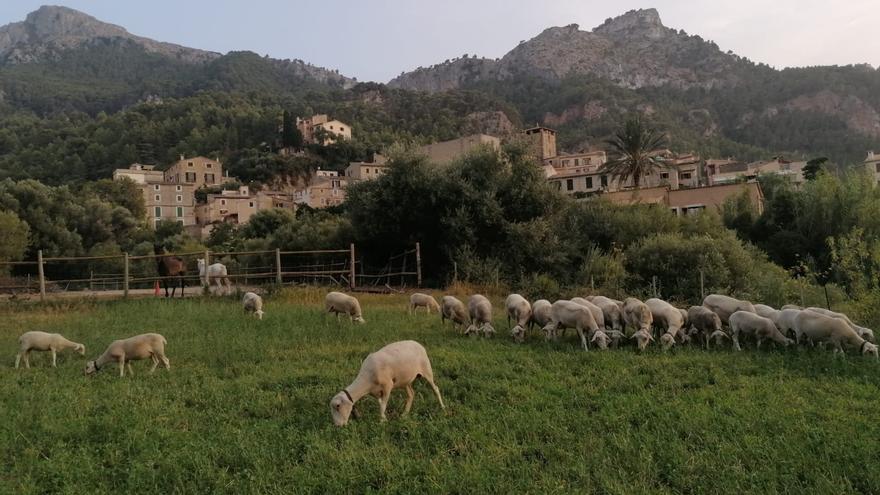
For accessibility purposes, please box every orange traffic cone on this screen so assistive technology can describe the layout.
[154,280,161,296]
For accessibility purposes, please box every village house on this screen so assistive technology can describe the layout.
[296,114,352,145]
[195,186,296,236]
[602,181,765,216]
[418,134,501,165]
[112,163,164,184]
[294,170,347,208]
[707,156,807,186]
[345,153,388,181]
[113,163,196,227]
[865,151,880,185]
[523,126,558,160]
[164,155,229,190]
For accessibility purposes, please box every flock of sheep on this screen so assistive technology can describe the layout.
[11,288,878,427]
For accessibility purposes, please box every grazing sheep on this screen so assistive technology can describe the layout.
[543,300,603,351]
[590,296,626,333]
[571,298,606,333]
[702,294,757,324]
[605,330,627,348]
[409,293,440,314]
[84,333,169,377]
[729,311,792,351]
[623,297,654,351]
[530,299,553,330]
[805,307,875,343]
[329,340,445,426]
[465,295,496,337]
[325,292,365,324]
[505,294,532,343]
[197,259,232,295]
[795,311,878,358]
[440,296,469,330]
[781,304,803,311]
[242,291,264,320]
[775,309,803,342]
[678,308,689,331]
[687,306,723,349]
[754,304,780,324]
[646,298,686,350]
[15,332,85,369]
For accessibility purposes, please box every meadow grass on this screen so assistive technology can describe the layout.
[1,289,879,494]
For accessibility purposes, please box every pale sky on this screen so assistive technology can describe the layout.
[0,1,877,82]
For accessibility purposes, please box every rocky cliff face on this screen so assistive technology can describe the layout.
[390,9,750,91]
[0,5,219,64]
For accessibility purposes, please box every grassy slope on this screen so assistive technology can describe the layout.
[1,290,878,494]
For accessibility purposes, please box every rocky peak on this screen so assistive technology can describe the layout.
[22,5,128,40]
[594,8,669,39]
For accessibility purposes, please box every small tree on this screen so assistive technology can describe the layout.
[0,211,29,273]
[600,117,667,190]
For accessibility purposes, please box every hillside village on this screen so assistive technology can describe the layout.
[111,111,880,239]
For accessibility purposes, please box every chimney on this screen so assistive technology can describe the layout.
[179,154,184,160]
[869,151,876,159]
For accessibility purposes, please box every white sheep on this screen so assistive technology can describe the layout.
[805,307,875,343]
[795,311,878,358]
[623,297,654,351]
[242,291,264,320]
[754,304,780,324]
[589,296,626,333]
[325,291,365,324]
[84,333,169,377]
[465,294,496,337]
[440,295,469,330]
[775,309,803,343]
[729,311,793,351]
[543,300,605,351]
[505,294,532,343]
[409,293,440,314]
[571,297,606,333]
[530,299,553,330]
[197,259,232,295]
[687,306,724,349]
[781,304,803,311]
[15,331,85,369]
[646,298,687,350]
[329,340,445,426]
[702,294,757,324]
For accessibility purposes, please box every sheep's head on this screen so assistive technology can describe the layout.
[591,330,610,350]
[862,342,879,359]
[255,310,264,320]
[660,333,676,351]
[83,360,99,376]
[709,330,730,347]
[353,316,366,324]
[607,330,626,347]
[631,329,653,351]
[197,258,205,270]
[74,344,86,355]
[481,323,496,337]
[511,325,525,343]
[860,328,876,343]
[330,391,355,427]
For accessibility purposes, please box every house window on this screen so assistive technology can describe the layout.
[682,205,706,216]
[660,172,669,180]
[188,162,194,167]
[601,175,608,187]
[575,159,580,166]
[176,185,182,192]
[221,199,226,206]
[563,160,570,167]
[185,172,196,183]
[154,206,162,217]
[248,202,255,208]
[176,207,183,218]
[176,195,183,202]
[154,185,160,191]
[586,177,593,189]
[206,163,212,169]
[155,194,161,201]
[681,172,693,180]
[566,179,574,191]
[205,173,215,184]
[875,163,880,173]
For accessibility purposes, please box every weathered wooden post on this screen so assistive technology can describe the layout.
[37,250,46,302]
[123,253,130,299]
[275,248,282,285]
[700,269,705,300]
[204,250,211,291]
[415,242,422,288]
[349,244,356,290]
[90,270,95,292]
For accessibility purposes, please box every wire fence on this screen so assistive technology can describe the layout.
[0,243,422,301]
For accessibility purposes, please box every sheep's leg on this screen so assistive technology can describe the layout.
[577,328,589,351]
[150,354,159,373]
[403,384,415,415]
[732,332,742,352]
[14,352,21,369]
[378,387,392,422]
[161,355,170,370]
[126,362,135,376]
[23,351,30,369]
[118,357,126,377]
[51,349,57,368]
[756,337,764,350]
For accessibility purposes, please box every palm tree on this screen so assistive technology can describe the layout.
[600,117,667,190]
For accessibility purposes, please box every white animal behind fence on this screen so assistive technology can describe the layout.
[198,259,233,295]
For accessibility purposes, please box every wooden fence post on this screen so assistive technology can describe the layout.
[275,248,282,285]
[37,249,46,302]
[700,269,705,300]
[415,242,422,288]
[204,250,211,289]
[123,253,130,299]
[349,244,356,290]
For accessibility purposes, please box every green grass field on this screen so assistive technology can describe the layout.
[1,290,879,494]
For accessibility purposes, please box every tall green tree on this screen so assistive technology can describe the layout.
[0,210,29,269]
[599,117,667,189]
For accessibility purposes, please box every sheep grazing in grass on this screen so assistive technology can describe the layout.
[702,294,756,324]
[729,311,793,351]
[15,331,85,369]
[506,294,532,343]
[623,297,654,351]
[409,293,440,314]
[530,299,553,330]
[646,298,687,350]
[197,259,232,295]
[465,295,496,337]
[775,309,803,342]
[754,304,779,323]
[543,300,604,351]
[687,306,723,349]
[84,333,169,377]
[795,311,878,358]
[329,340,445,426]
[440,296,469,331]
[805,307,875,343]
[590,296,626,333]
[242,291,264,320]
[570,298,606,333]
[325,291,365,324]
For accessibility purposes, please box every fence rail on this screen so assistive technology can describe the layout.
[0,242,422,301]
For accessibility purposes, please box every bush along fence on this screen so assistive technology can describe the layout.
[0,243,422,301]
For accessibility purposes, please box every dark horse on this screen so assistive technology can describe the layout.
[154,244,186,298]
